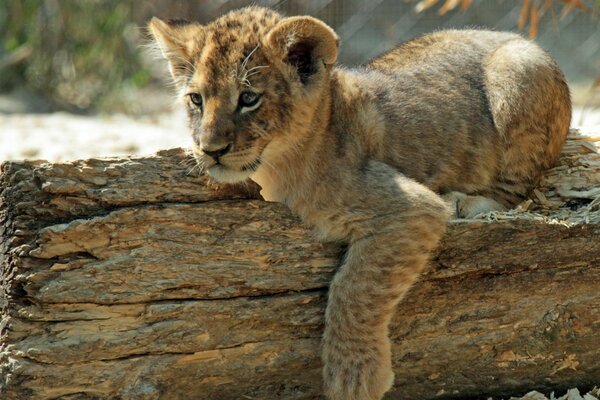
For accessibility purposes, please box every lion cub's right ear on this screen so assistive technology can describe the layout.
[148,17,204,86]
[265,16,339,86]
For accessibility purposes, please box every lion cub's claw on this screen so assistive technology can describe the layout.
[443,191,506,219]
[323,348,394,400]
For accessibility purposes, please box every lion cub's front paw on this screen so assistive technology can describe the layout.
[443,191,506,219]
[322,347,394,400]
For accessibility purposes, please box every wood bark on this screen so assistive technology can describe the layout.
[1,139,599,400]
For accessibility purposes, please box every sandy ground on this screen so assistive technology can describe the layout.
[1,108,191,163]
[1,107,600,163]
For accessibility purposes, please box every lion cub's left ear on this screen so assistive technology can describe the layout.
[148,17,203,86]
[265,16,339,86]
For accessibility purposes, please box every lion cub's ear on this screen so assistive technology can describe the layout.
[148,17,203,86]
[265,16,339,85]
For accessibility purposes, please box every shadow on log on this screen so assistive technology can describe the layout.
[1,130,599,400]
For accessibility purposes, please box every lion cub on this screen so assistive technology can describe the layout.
[149,7,571,400]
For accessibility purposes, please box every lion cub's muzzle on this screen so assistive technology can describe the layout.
[201,143,232,162]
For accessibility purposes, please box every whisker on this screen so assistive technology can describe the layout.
[179,159,196,168]
[187,165,202,176]
[245,68,268,79]
[246,65,269,73]
[239,44,260,77]
[237,45,270,89]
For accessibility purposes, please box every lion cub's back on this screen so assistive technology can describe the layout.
[360,30,516,192]
[363,29,571,201]
[367,29,519,72]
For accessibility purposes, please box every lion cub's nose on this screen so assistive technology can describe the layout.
[202,144,232,160]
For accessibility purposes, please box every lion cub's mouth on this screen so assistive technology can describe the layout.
[191,142,265,183]
[200,156,262,183]
[202,156,261,172]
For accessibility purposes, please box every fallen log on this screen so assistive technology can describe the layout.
[1,130,599,400]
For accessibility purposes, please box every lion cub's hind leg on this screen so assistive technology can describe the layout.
[445,39,570,220]
[483,37,571,207]
[442,191,506,219]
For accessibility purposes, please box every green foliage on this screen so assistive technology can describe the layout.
[0,0,151,112]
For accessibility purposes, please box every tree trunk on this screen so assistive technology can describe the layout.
[1,131,599,400]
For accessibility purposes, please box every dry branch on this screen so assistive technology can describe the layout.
[1,131,599,400]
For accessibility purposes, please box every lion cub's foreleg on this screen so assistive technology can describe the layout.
[321,161,448,400]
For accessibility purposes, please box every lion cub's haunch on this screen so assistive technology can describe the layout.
[149,7,571,400]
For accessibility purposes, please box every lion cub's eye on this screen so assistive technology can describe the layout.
[238,91,262,113]
[189,93,203,109]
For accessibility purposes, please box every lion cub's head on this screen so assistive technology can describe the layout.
[149,7,339,183]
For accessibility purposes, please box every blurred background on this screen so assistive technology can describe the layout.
[1,0,600,161]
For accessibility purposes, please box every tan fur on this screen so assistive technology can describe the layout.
[149,7,571,400]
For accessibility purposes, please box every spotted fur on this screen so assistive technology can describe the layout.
[149,7,571,400]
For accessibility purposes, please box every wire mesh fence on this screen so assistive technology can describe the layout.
[192,0,600,83]
[1,0,599,112]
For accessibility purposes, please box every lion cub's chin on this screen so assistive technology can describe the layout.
[206,164,253,183]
